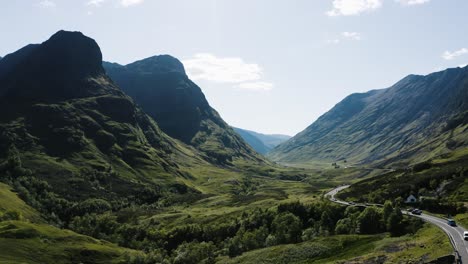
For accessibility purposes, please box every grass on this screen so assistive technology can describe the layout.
[217,235,382,264]
[0,143,460,264]
[217,223,452,264]
[144,163,324,228]
[0,221,132,264]
[0,183,42,223]
[0,182,134,264]
[454,213,468,229]
[1,147,459,264]
[342,223,453,264]
[337,147,468,205]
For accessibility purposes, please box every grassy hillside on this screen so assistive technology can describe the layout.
[218,224,451,264]
[0,221,133,264]
[269,67,468,167]
[0,181,134,264]
[0,183,42,223]
[337,148,468,217]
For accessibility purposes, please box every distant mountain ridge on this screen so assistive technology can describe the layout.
[103,57,264,164]
[233,127,291,154]
[269,66,468,166]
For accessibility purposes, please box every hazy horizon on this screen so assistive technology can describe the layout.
[2,0,467,135]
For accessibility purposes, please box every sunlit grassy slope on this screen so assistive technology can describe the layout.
[217,224,451,264]
[0,183,42,223]
[0,182,133,264]
[0,221,132,264]
[270,67,468,168]
[337,147,468,204]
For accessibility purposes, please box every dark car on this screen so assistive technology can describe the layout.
[411,209,422,215]
[447,219,456,226]
[464,231,468,241]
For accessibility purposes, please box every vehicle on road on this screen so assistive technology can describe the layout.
[328,185,468,263]
[447,219,457,227]
[411,209,422,215]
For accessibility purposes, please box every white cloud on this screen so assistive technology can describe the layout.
[342,31,362,40]
[85,0,143,9]
[396,0,430,6]
[326,0,383,16]
[183,53,273,91]
[86,0,107,7]
[236,82,273,91]
[39,0,56,8]
[183,53,262,83]
[442,48,468,60]
[120,0,144,7]
[327,39,341,44]
[458,64,468,68]
[327,32,362,45]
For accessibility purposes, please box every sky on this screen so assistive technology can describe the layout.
[1,0,468,136]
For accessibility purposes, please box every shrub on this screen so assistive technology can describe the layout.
[272,212,302,244]
[0,210,22,221]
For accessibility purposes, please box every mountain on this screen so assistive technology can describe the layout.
[269,66,468,166]
[0,30,459,264]
[0,45,38,81]
[0,31,205,204]
[103,56,264,164]
[233,127,291,154]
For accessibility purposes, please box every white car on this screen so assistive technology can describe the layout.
[464,231,468,241]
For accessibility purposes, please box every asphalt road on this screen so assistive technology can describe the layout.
[413,212,468,262]
[325,186,468,263]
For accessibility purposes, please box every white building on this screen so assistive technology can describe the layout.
[405,194,417,203]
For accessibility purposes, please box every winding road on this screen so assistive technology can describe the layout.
[325,185,468,263]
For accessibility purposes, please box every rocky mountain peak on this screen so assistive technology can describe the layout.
[35,30,104,78]
[0,30,114,102]
[126,54,186,75]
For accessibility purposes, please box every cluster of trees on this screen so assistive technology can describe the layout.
[69,201,419,263]
[335,201,421,237]
[338,162,467,217]
[93,200,422,263]
[225,200,421,258]
[0,145,169,225]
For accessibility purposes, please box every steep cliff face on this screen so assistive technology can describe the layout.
[104,56,264,164]
[269,67,468,166]
[0,31,204,201]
